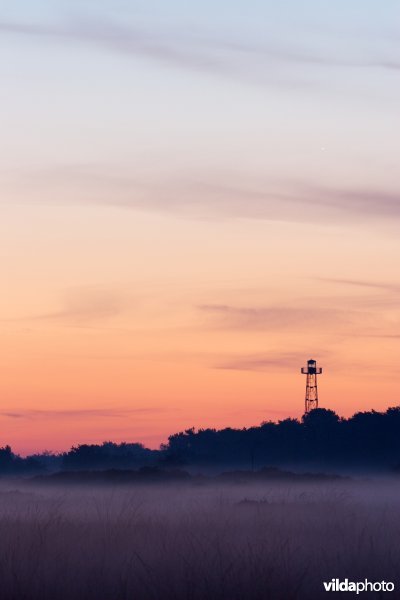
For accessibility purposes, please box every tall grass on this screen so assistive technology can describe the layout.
[0,479,398,599]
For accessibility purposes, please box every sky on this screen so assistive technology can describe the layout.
[1,0,400,454]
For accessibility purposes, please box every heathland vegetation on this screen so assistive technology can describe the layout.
[1,408,400,599]
[0,478,398,600]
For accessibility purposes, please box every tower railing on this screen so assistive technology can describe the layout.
[301,359,322,414]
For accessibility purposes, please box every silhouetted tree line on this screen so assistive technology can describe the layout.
[0,442,159,476]
[61,442,158,470]
[164,407,400,472]
[0,445,43,475]
[2,407,400,475]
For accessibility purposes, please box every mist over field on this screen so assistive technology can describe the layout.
[1,1,399,598]
[0,477,398,600]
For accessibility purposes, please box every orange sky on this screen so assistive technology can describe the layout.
[1,1,400,454]
[1,204,399,454]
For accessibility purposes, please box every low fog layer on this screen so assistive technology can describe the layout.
[0,478,398,599]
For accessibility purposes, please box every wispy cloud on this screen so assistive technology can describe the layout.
[198,303,355,331]
[214,36,400,72]
[0,18,280,85]
[306,185,400,219]
[36,289,123,323]
[179,179,400,223]
[197,300,399,339]
[317,278,400,293]
[353,333,400,339]
[0,15,399,86]
[214,351,324,372]
[4,166,400,226]
[0,407,172,420]
[3,287,129,326]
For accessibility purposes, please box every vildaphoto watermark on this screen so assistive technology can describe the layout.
[323,579,395,594]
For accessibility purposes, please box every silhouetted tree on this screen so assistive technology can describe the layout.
[61,442,158,471]
[2,406,400,476]
[0,446,43,475]
[163,406,400,472]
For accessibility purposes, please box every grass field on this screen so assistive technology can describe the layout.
[0,478,398,599]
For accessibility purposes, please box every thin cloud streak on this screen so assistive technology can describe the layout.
[2,287,130,326]
[38,290,123,324]
[3,166,400,226]
[214,351,326,372]
[198,304,357,331]
[0,407,173,420]
[0,16,399,86]
[0,18,285,85]
[198,301,398,339]
[214,36,400,72]
[317,278,400,293]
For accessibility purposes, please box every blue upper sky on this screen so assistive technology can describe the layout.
[1,0,399,220]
